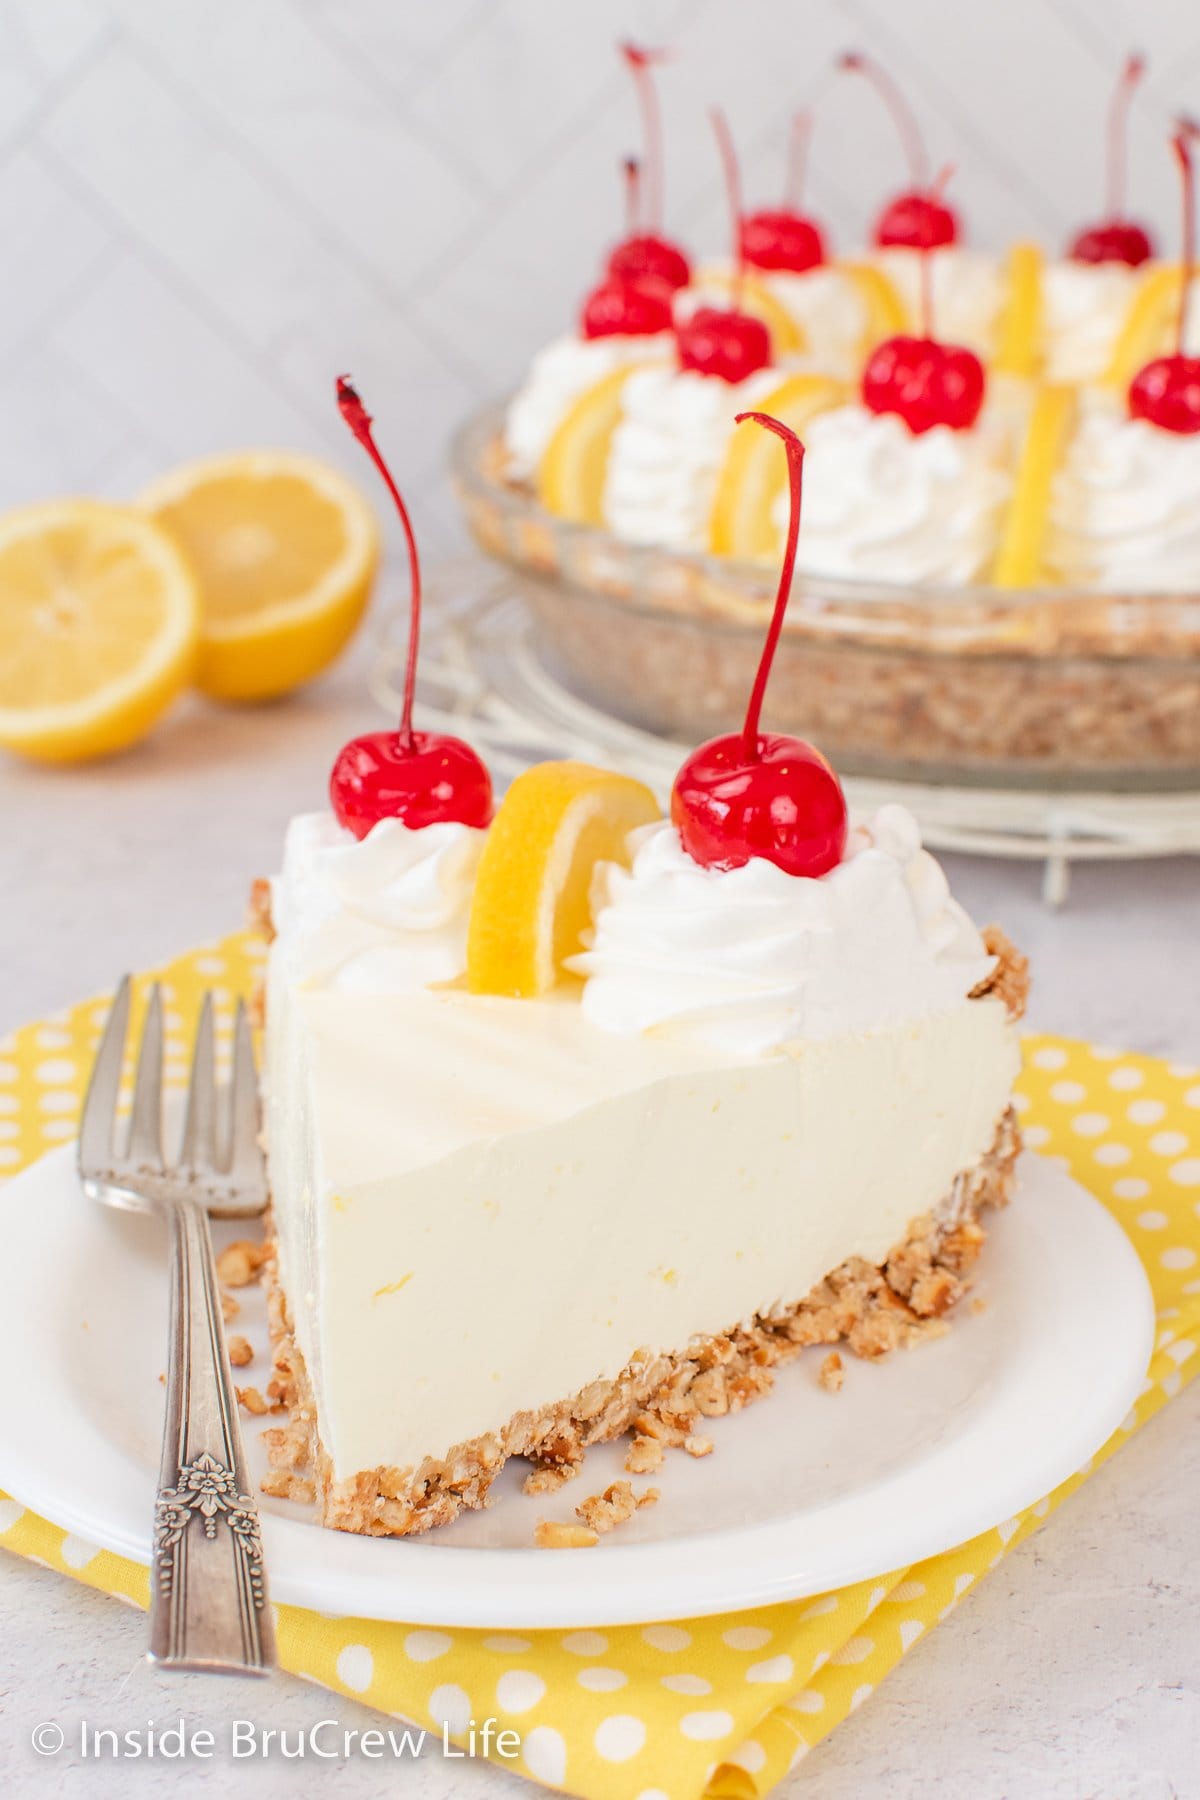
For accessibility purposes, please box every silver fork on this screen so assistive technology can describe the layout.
[79,977,276,1676]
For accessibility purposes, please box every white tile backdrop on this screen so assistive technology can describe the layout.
[3,0,1200,551]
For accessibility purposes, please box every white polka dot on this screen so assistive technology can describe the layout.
[831,1635,874,1665]
[1183,1087,1200,1109]
[0,1064,17,1085]
[887,1580,927,1602]
[483,1634,530,1654]
[561,1630,607,1656]
[1166,1338,1195,1365]
[746,1654,794,1683]
[523,1726,567,1786]
[1137,1212,1169,1231]
[335,1644,374,1692]
[661,1672,711,1696]
[1022,1124,1050,1148]
[1032,1047,1067,1070]
[1162,1247,1197,1271]
[1013,1091,1031,1113]
[429,1684,471,1736]
[1093,1143,1131,1166]
[59,1534,99,1570]
[722,1625,771,1651]
[730,1740,768,1774]
[578,1667,627,1692]
[1128,1099,1166,1125]
[1168,1063,1199,1078]
[34,1030,71,1051]
[955,1570,978,1593]
[1050,1080,1086,1104]
[899,1619,925,1650]
[41,1120,76,1141]
[193,956,226,976]
[0,1121,16,1139]
[1071,1112,1109,1138]
[0,1147,20,1167]
[642,1623,691,1652]
[0,1095,17,1114]
[1090,1045,1121,1061]
[404,1629,451,1662]
[680,1711,734,1741]
[850,1683,875,1711]
[1150,1131,1188,1156]
[1113,1178,1150,1200]
[38,1091,77,1115]
[35,1058,76,1083]
[1170,1159,1200,1187]
[800,1594,839,1619]
[0,1501,26,1533]
[497,1670,545,1714]
[790,1689,825,1713]
[1108,1067,1144,1090]
[635,1791,670,1800]
[594,1714,645,1763]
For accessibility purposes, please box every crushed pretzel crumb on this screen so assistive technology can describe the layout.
[683,1435,713,1458]
[220,1291,240,1322]
[624,1434,664,1475]
[227,1335,254,1368]
[260,1471,315,1504]
[217,1240,266,1289]
[818,1352,844,1393]
[534,1520,598,1549]
[970,1296,989,1316]
[522,1462,579,1496]
[237,1386,269,1416]
[575,1480,660,1535]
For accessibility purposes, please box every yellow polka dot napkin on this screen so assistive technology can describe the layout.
[1,932,1197,1800]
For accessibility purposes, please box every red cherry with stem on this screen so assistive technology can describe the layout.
[329,378,493,839]
[741,110,829,273]
[671,414,847,879]
[582,160,676,337]
[606,43,691,292]
[676,109,773,383]
[1129,125,1200,434]
[1069,54,1156,267]
[839,51,960,249]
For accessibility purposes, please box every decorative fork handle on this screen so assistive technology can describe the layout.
[150,1195,275,1673]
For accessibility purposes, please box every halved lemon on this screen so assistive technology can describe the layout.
[992,384,1078,588]
[709,372,847,558]
[466,761,661,998]
[0,501,200,763]
[994,243,1043,378]
[692,267,807,355]
[1101,264,1186,391]
[537,366,656,525]
[837,260,910,357]
[140,452,379,701]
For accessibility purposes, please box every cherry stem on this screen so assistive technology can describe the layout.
[336,375,421,752]
[1173,124,1196,356]
[711,107,746,311]
[839,51,930,187]
[621,42,668,232]
[623,156,642,237]
[786,109,813,211]
[734,412,805,762]
[918,164,954,337]
[1106,54,1145,219]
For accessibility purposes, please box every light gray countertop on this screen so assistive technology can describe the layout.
[2,637,1199,1797]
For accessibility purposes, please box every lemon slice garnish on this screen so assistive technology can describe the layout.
[0,501,200,763]
[466,761,661,998]
[1101,264,1189,391]
[992,384,1078,588]
[140,451,379,701]
[692,267,808,355]
[536,365,658,526]
[994,243,1044,378]
[836,260,910,360]
[709,372,847,558]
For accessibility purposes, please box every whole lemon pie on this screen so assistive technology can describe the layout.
[258,388,1028,1537]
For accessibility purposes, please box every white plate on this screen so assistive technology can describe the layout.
[0,1148,1153,1628]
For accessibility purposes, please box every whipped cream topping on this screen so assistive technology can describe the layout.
[678,264,869,378]
[1047,400,1200,592]
[874,248,1006,356]
[777,403,1011,584]
[602,364,784,550]
[1040,259,1142,383]
[503,332,670,479]
[271,813,483,992]
[570,807,996,1057]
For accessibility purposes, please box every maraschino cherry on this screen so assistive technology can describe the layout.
[1069,55,1155,267]
[329,378,493,839]
[582,160,675,339]
[861,172,985,435]
[675,110,772,384]
[672,413,847,878]
[741,110,829,274]
[1129,125,1200,434]
[606,43,691,292]
[840,51,960,249]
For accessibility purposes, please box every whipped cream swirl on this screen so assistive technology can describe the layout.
[780,404,1011,584]
[602,365,784,550]
[1047,402,1200,592]
[1040,260,1141,383]
[271,813,483,993]
[571,808,996,1057]
[874,248,1006,356]
[503,333,670,479]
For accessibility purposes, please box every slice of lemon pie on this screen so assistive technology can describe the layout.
[260,391,1027,1536]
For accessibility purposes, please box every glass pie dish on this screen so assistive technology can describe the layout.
[450,403,1200,791]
